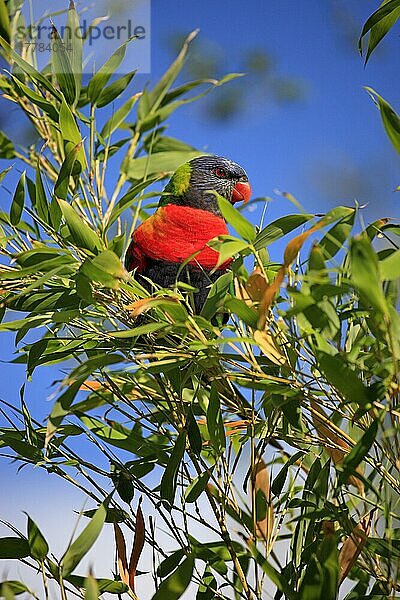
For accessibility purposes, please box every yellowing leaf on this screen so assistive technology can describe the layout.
[339,512,373,584]
[114,523,129,586]
[253,458,274,546]
[128,503,145,591]
[254,329,286,365]
[311,400,364,494]
[257,266,285,329]
[245,268,269,302]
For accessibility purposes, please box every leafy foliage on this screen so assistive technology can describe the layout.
[0,2,399,600]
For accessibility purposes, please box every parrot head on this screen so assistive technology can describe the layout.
[160,155,251,215]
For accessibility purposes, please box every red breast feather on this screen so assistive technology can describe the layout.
[126,204,231,272]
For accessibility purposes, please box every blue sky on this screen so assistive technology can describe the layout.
[1,1,399,597]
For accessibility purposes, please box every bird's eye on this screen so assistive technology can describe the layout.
[215,167,227,178]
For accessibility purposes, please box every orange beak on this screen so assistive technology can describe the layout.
[231,180,252,204]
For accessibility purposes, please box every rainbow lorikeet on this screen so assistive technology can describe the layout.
[124,155,251,312]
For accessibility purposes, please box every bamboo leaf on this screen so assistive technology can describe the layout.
[185,472,210,503]
[61,503,107,576]
[57,199,102,252]
[160,430,186,508]
[350,235,388,314]
[97,71,137,108]
[207,384,225,455]
[87,41,130,105]
[216,193,256,242]
[114,523,129,586]
[0,0,11,43]
[0,581,28,597]
[0,131,15,159]
[151,555,194,600]
[51,22,76,105]
[59,99,86,169]
[128,503,145,591]
[339,513,373,584]
[64,0,82,103]
[80,250,126,288]
[101,94,140,139]
[124,150,202,180]
[339,421,379,487]
[84,574,99,600]
[27,516,49,561]
[379,248,400,280]
[0,538,30,559]
[0,37,62,100]
[10,172,25,226]
[253,458,274,544]
[54,142,81,200]
[254,213,313,249]
[365,87,400,156]
[359,0,400,61]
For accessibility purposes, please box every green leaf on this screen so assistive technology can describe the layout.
[0,581,28,597]
[200,271,233,320]
[152,555,194,600]
[157,549,185,578]
[80,250,126,287]
[366,0,400,63]
[0,537,30,559]
[254,213,313,249]
[27,516,49,561]
[365,87,400,156]
[139,30,198,122]
[110,322,167,338]
[0,0,11,43]
[87,41,130,105]
[10,75,59,122]
[359,0,400,61]
[97,71,136,108]
[216,193,256,242]
[339,420,379,486]
[101,94,139,139]
[51,22,76,105]
[224,296,258,328]
[54,143,81,200]
[64,0,82,103]
[298,534,338,600]
[61,503,107,576]
[58,199,102,252]
[319,210,355,259]
[185,472,210,503]
[124,151,202,180]
[367,537,400,559]
[271,451,305,496]
[47,380,83,443]
[186,408,202,456]
[10,171,25,226]
[35,163,50,223]
[84,574,99,600]
[379,248,400,280]
[196,565,217,600]
[59,99,86,169]
[0,583,15,600]
[0,38,62,101]
[106,176,160,229]
[0,130,15,159]
[160,430,186,508]
[67,353,123,382]
[350,235,388,314]
[207,384,225,455]
[211,237,249,268]
[317,351,373,407]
